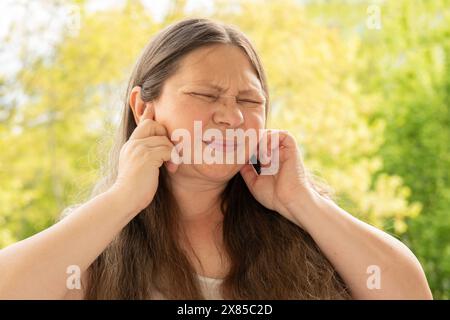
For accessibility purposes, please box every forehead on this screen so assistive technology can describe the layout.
[169,44,263,92]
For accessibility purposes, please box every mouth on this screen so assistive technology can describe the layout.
[202,139,242,152]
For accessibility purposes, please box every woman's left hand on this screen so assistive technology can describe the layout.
[240,130,433,300]
[239,130,316,225]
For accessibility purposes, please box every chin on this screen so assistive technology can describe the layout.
[190,163,242,182]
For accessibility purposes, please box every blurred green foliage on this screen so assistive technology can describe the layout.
[357,0,450,298]
[0,0,448,298]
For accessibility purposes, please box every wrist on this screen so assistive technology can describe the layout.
[281,186,325,229]
[104,185,142,220]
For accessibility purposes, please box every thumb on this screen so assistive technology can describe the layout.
[164,161,179,173]
[164,144,181,174]
[240,163,258,188]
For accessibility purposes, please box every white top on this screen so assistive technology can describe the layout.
[197,274,224,300]
[151,274,224,300]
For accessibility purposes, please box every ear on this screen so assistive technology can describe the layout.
[129,86,154,125]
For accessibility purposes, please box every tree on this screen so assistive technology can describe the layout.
[1,0,444,297]
[356,0,450,299]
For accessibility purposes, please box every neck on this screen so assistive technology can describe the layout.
[166,170,232,278]
[167,172,228,225]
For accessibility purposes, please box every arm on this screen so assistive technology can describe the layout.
[0,188,138,299]
[284,189,433,299]
[0,102,177,299]
[239,130,433,300]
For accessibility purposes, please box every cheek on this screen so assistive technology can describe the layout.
[154,103,208,136]
[167,112,211,137]
[157,95,213,126]
[243,110,265,131]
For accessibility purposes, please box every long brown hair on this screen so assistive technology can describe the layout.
[83,18,350,299]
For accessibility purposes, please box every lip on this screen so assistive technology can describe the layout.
[203,139,242,151]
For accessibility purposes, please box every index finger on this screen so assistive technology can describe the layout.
[139,105,154,124]
[130,107,168,139]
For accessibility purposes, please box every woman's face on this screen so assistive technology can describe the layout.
[153,44,266,182]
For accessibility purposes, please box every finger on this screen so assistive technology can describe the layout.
[130,117,168,140]
[267,130,273,158]
[145,145,174,162]
[136,135,174,148]
[164,160,179,173]
[277,130,296,149]
[240,163,259,188]
[139,105,154,123]
[144,120,168,137]
[136,120,168,138]
[258,130,271,164]
[130,119,151,140]
[139,138,181,167]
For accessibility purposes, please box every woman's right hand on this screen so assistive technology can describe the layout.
[110,106,179,213]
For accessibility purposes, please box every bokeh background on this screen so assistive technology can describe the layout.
[0,0,448,299]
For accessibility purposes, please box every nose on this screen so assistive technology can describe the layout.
[212,95,244,128]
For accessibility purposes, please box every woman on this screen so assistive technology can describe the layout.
[0,18,432,300]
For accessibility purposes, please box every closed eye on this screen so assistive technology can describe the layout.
[189,92,218,101]
[237,98,263,105]
[188,92,264,106]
